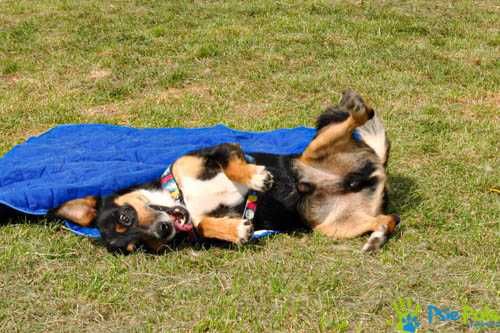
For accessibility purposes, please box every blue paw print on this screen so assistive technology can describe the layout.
[402,314,421,333]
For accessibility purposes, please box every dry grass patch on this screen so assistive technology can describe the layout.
[155,84,214,103]
[88,69,112,81]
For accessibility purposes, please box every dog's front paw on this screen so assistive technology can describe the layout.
[249,165,274,192]
[236,219,254,244]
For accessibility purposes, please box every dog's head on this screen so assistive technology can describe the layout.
[54,190,190,253]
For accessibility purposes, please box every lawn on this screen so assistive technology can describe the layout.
[0,0,498,331]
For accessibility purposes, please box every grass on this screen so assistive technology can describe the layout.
[0,0,498,331]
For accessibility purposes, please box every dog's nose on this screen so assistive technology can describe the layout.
[158,222,173,238]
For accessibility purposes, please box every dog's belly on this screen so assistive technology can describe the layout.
[310,186,384,226]
[182,173,248,225]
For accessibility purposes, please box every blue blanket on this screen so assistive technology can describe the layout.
[0,124,315,217]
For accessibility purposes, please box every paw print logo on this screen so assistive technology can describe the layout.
[402,314,421,333]
[392,298,422,333]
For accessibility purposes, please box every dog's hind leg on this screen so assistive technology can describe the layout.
[300,90,374,163]
[314,213,399,252]
[360,214,400,252]
[54,196,97,227]
[196,216,253,244]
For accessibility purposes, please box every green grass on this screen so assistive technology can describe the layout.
[0,0,499,331]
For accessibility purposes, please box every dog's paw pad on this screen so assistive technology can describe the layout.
[249,166,274,192]
[236,219,254,244]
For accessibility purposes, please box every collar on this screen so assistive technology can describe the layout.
[160,165,184,205]
[160,165,194,238]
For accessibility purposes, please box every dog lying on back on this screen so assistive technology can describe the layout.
[55,90,399,253]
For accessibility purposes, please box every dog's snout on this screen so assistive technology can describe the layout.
[149,204,190,224]
[172,206,190,223]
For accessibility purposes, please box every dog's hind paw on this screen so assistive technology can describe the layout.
[249,166,274,192]
[362,214,400,252]
[236,219,254,244]
[362,230,386,252]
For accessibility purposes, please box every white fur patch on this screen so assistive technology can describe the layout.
[138,190,177,207]
[237,220,253,244]
[356,114,388,163]
[370,230,385,239]
[295,160,344,186]
[248,165,272,191]
[362,230,386,252]
[181,173,248,225]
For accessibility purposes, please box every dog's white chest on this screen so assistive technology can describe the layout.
[181,173,248,222]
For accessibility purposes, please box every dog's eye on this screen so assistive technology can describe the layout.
[118,206,134,226]
[119,214,131,226]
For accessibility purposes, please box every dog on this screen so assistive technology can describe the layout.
[54,90,399,253]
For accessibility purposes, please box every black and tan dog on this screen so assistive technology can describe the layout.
[55,90,398,253]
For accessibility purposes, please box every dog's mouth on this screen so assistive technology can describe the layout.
[149,205,193,233]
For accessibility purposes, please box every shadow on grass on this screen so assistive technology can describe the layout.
[386,173,422,240]
[0,205,47,225]
[387,173,422,214]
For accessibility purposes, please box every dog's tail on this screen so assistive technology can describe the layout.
[356,113,390,166]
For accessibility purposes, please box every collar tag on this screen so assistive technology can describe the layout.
[243,192,258,220]
[242,154,258,222]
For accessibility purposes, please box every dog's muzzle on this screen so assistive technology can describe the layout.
[149,204,193,233]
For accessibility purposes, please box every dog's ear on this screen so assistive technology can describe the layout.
[54,196,97,226]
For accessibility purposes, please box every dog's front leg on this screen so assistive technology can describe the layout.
[196,216,253,244]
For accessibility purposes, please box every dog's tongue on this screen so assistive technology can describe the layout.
[174,220,193,233]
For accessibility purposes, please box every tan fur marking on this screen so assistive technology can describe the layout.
[172,155,204,187]
[224,156,256,186]
[55,196,97,227]
[383,215,398,234]
[300,116,357,163]
[114,191,156,227]
[300,92,374,164]
[313,213,396,239]
[197,216,243,243]
[126,243,137,252]
[115,224,128,233]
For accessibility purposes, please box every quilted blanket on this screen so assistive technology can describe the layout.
[0,124,315,217]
